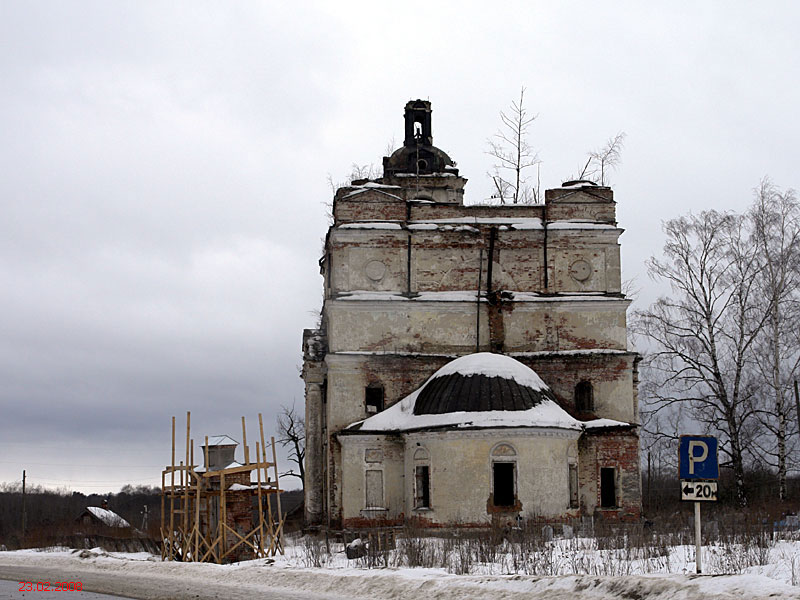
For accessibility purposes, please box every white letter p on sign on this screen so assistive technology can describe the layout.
[688,441,708,474]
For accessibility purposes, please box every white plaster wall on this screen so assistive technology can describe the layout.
[403,430,580,525]
[326,299,629,356]
[340,435,405,521]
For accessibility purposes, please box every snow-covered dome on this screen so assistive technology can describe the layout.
[413,352,555,415]
[347,353,582,433]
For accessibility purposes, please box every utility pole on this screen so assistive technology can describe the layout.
[22,470,26,548]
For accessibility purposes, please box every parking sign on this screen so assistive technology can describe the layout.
[679,435,718,480]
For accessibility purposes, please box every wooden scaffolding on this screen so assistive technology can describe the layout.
[160,411,285,563]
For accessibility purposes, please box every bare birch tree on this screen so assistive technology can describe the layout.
[748,178,800,500]
[634,211,768,505]
[574,132,626,186]
[276,403,305,487]
[487,87,540,204]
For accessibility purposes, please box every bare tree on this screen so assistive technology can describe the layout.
[486,87,540,204]
[634,210,769,505]
[748,178,800,500]
[276,403,305,487]
[574,132,626,186]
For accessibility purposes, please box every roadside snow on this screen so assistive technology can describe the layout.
[1,541,799,600]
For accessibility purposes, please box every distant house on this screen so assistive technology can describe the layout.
[77,505,131,529]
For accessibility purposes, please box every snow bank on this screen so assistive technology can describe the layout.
[1,546,799,600]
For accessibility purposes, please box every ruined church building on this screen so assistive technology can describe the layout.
[303,100,641,529]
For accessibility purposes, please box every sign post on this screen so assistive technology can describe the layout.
[679,435,719,574]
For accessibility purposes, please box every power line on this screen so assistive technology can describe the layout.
[0,460,161,468]
[27,476,160,484]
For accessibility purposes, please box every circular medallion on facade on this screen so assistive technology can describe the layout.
[365,260,387,281]
[569,259,592,282]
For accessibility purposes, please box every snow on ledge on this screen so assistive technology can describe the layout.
[510,349,630,357]
[547,221,620,230]
[412,217,544,229]
[582,418,632,429]
[338,222,403,230]
[228,483,257,491]
[334,291,624,303]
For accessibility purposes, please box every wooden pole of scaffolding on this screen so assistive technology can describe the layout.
[241,416,250,465]
[270,434,284,554]
[169,416,176,560]
[270,435,283,521]
[256,441,265,557]
[258,413,273,546]
[191,438,199,560]
[160,469,166,559]
[184,412,191,559]
[219,472,226,563]
[179,458,185,557]
[204,435,212,561]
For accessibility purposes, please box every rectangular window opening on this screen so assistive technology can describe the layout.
[600,467,617,508]
[569,463,579,508]
[365,469,384,509]
[493,462,515,507]
[365,386,384,414]
[415,465,430,509]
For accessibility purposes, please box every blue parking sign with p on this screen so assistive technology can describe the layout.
[679,435,719,480]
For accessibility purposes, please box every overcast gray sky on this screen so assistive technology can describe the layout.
[2,2,799,493]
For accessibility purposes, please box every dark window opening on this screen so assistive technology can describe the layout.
[365,386,384,414]
[493,462,515,507]
[416,158,428,170]
[600,467,617,508]
[569,464,579,508]
[575,381,594,412]
[415,466,430,508]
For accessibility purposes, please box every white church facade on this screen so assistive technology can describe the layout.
[302,100,641,529]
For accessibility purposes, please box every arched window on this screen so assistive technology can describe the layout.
[491,443,517,507]
[575,381,594,413]
[413,446,431,509]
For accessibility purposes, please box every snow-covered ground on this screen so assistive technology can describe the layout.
[2,534,800,599]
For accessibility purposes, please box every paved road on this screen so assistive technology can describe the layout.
[0,578,127,599]
[0,566,345,600]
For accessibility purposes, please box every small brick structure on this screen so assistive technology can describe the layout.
[161,413,284,563]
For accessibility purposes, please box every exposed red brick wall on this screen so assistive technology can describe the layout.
[579,431,641,522]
